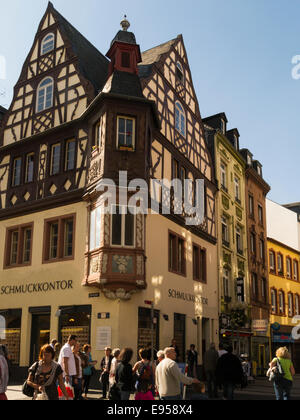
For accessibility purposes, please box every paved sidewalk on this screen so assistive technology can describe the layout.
[6,376,300,400]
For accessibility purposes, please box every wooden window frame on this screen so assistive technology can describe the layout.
[176,61,184,84]
[168,230,186,277]
[220,161,227,191]
[43,213,76,264]
[12,157,22,187]
[192,243,207,284]
[25,152,35,184]
[258,204,263,225]
[50,142,61,176]
[4,223,34,269]
[249,194,254,218]
[64,139,76,172]
[116,115,136,151]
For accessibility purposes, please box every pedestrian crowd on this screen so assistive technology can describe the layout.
[0,337,296,401]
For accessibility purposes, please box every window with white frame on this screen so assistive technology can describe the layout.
[269,251,275,271]
[37,77,53,112]
[234,176,240,202]
[271,289,277,313]
[278,291,285,314]
[294,260,299,281]
[236,225,243,254]
[117,116,135,150]
[41,33,55,55]
[111,205,135,247]
[286,257,292,279]
[288,293,293,317]
[295,295,300,315]
[277,254,283,275]
[222,216,229,245]
[220,162,227,190]
[89,207,101,251]
[175,101,186,137]
[223,269,230,298]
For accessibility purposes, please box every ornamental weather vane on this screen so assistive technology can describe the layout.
[120,15,130,31]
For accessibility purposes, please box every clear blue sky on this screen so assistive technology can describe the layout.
[0,0,299,205]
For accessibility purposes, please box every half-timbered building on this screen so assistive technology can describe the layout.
[0,3,218,376]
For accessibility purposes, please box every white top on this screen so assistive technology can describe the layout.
[0,355,9,394]
[156,357,193,398]
[218,350,228,357]
[58,343,76,377]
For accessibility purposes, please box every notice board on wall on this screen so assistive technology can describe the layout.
[96,326,112,350]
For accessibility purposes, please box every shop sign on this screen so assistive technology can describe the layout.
[96,326,112,350]
[0,280,73,295]
[273,332,294,343]
[252,319,269,333]
[168,289,208,305]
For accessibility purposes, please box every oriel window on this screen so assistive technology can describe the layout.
[111,205,135,247]
[25,153,35,183]
[117,116,135,150]
[12,157,22,187]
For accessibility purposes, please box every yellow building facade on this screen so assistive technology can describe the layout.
[268,238,300,371]
[204,115,251,355]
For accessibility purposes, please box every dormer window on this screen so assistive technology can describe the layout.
[247,154,252,166]
[221,119,225,134]
[37,77,54,113]
[233,135,238,150]
[41,33,55,55]
[175,101,186,137]
[176,62,184,83]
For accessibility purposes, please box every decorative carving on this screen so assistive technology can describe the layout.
[103,288,137,301]
[136,214,143,248]
[88,158,101,184]
[136,255,144,276]
[112,255,133,274]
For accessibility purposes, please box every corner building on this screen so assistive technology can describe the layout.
[0,3,218,377]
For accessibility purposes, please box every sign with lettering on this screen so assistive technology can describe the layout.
[96,326,112,350]
[0,280,73,295]
[252,319,269,333]
[168,289,208,305]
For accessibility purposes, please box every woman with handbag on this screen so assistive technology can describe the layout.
[0,346,9,400]
[26,344,70,400]
[82,344,97,400]
[269,347,295,400]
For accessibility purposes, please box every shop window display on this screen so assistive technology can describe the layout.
[0,309,22,365]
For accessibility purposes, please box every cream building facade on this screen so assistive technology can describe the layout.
[0,4,219,378]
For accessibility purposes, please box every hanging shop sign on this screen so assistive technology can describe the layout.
[252,319,269,333]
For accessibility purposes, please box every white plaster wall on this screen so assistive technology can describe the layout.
[266,199,299,250]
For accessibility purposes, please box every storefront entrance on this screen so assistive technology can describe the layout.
[30,310,51,365]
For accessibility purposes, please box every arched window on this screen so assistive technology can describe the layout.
[175,101,186,137]
[41,33,55,55]
[36,77,53,113]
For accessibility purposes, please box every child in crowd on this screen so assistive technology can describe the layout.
[135,380,155,401]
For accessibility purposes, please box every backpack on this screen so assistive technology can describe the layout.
[269,358,285,385]
[135,362,153,390]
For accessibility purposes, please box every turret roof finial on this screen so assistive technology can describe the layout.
[120,15,130,31]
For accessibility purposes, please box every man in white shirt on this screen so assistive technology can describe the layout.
[58,335,77,385]
[156,347,200,400]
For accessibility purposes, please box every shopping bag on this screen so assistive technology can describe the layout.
[58,382,74,400]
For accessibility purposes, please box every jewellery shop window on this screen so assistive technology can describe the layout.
[0,309,22,365]
[58,306,91,346]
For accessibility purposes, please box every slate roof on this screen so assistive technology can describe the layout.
[49,2,109,95]
[138,37,178,80]
[110,30,137,47]
[0,105,7,122]
[102,70,144,98]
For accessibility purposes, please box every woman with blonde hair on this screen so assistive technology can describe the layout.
[269,347,295,400]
